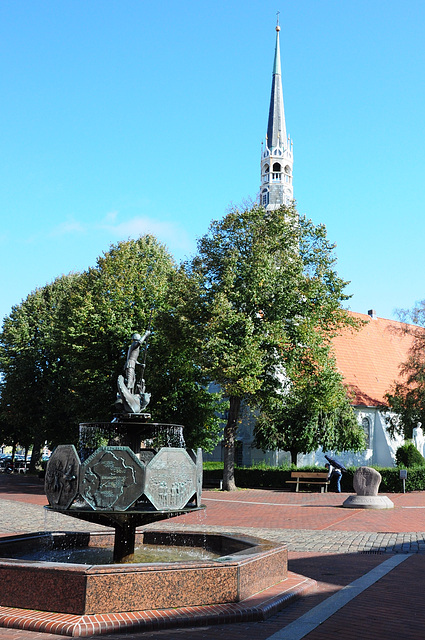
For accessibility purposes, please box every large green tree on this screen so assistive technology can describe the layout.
[255,356,364,465]
[385,304,425,439]
[60,235,222,449]
[0,235,222,458]
[0,274,80,469]
[184,203,362,488]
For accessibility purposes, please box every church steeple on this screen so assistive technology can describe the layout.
[260,19,293,210]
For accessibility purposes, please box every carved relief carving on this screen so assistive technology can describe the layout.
[144,448,197,510]
[80,447,145,510]
[45,445,80,510]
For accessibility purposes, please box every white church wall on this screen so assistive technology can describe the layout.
[203,405,403,469]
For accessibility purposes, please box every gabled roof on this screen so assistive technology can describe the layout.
[332,311,418,407]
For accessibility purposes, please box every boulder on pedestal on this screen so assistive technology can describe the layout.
[343,466,394,509]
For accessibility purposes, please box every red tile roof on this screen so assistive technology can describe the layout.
[332,311,417,407]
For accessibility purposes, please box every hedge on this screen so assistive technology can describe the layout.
[203,464,425,493]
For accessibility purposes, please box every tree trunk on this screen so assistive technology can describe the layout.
[222,396,241,491]
[28,439,42,475]
[290,448,298,466]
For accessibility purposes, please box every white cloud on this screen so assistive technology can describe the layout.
[50,219,86,236]
[98,215,193,251]
[45,211,194,257]
[102,211,118,224]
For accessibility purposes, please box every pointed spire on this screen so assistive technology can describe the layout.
[273,16,282,75]
[266,21,287,150]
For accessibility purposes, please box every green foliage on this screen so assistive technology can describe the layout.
[255,364,365,464]
[385,304,425,439]
[184,203,362,485]
[395,442,425,468]
[203,464,425,492]
[203,461,224,471]
[0,235,223,453]
[368,467,425,492]
[186,203,302,399]
[0,274,81,454]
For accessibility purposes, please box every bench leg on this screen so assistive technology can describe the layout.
[295,480,299,492]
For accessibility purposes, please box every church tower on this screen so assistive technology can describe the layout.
[260,20,293,210]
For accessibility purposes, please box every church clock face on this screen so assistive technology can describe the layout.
[284,165,291,174]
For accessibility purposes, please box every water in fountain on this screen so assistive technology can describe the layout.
[8,543,220,565]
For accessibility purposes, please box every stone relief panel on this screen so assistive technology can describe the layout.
[45,445,80,510]
[80,446,145,510]
[144,448,197,510]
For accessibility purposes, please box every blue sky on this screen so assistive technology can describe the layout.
[1,0,425,324]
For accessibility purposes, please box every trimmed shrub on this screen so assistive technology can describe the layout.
[395,442,425,468]
[203,464,325,490]
[203,462,425,492]
[203,461,225,471]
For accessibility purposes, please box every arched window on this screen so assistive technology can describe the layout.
[272,162,281,182]
[261,189,269,206]
[362,417,371,448]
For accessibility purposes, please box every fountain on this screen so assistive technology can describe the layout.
[42,329,205,563]
[0,332,304,636]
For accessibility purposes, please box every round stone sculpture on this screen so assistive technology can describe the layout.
[353,466,381,496]
[80,446,145,510]
[44,445,80,510]
[343,466,394,509]
[144,448,198,511]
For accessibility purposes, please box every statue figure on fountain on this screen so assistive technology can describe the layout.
[116,330,151,414]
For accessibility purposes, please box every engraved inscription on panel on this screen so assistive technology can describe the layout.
[45,445,80,510]
[144,448,196,511]
[80,447,145,511]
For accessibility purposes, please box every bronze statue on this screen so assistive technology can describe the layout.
[116,331,151,414]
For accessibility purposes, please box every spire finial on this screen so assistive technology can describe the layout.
[276,11,281,32]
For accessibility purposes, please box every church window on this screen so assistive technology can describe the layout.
[272,162,281,181]
[362,417,371,448]
[262,189,269,206]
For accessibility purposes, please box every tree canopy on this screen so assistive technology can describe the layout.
[0,235,222,461]
[182,203,363,488]
[0,208,366,480]
[386,304,425,439]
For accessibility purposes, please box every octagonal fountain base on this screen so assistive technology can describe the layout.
[0,529,316,637]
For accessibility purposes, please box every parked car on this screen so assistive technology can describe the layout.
[0,456,14,473]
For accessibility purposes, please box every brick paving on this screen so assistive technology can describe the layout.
[1,474,425,639]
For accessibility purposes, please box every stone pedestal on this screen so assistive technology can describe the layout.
[342,494,394,509]
[343,466,394,509]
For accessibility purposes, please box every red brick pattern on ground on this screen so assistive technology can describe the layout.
[302,555,425,640]
[165,489,425,533]
[0,475,45,506]
[2,480,425,639]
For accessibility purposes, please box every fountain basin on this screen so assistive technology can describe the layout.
[0,529,288,615]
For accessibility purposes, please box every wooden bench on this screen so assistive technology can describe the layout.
[286,471,330,493]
